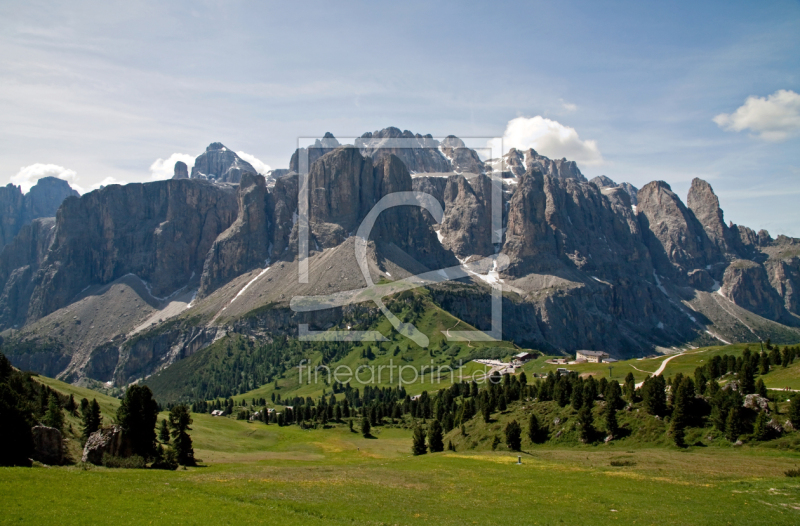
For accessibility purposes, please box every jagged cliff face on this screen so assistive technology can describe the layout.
[23,179,237,322]
[0,177,78,247]
[1,131,799,388]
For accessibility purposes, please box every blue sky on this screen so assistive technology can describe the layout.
[1,0,798,235]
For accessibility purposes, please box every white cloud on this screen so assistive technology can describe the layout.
[89,177,126,191]
[10,163,80,193]
[713,89,800,141]
[560,99,577,112]
[235,151,271,175]
[491,116,603,165]
[149,153,196,180]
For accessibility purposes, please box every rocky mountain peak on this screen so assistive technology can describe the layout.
[686,177,733,254]
[173,161,189,179]
[191,143,256,184]
[0,177,78,248]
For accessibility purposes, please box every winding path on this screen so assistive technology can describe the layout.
[634,351,688,388]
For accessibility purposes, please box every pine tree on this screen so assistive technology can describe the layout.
[755,378,768,398]
[670,377,691,448]
[116,385,159,459]
[624,372,636,401]
[577,405,594,443]
[504,420,522,451]
[604,401,619,439]
[759,352,770,375]
[428,420,444,452]
[361,416,371,437]
[739,362,755,395]
[481,403,491,423]
[725,407,742,442]
[752,410,768,441]
[527,413,541,443]
[43,396,63,432]
[168,404,195,466]
[789,394,800,429]
[641,375,666,416]
[81,399,102,443]
[158,419,170,443]
[412,426,427,455]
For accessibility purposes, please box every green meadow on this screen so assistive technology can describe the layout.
[4,342,800,525]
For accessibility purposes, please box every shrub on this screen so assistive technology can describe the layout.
[101,453,146,469]
[610,460,636,467]
[785,469,800,477]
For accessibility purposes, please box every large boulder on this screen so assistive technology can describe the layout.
[81,425,133,465]
[31,425,62,465]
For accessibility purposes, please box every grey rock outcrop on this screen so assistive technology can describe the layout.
[721,260,787,321]
[31,425,62,465]
[191,142,256,183]
[590,175,638,206]
[289,132,340,173]
[20,179,237,325]
[82,425,133,465]
[439,173,494,259]
[0,218,56,328]
[636,180,720,276]
[0,177,78,247]
[356,128,451,174]
[687,178,734,255]
[173,161,189,179]
[497,148,587,182]
[199,173,271,297]
[439,136,485,174]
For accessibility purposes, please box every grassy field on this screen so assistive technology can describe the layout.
[6,345,800,524]
[4,417,800,525]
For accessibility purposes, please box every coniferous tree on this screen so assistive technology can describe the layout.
[116,385,159,459]
[412,426,427,455]
[725,407,742,442]
[752,411,769,441]
[641,375,667,416]
[604,400,619,439]
[0,382,34,466]
[759,352,770,375]
[624,372,636,401]
[428,420,444,452]
[159,419,170,443]
[43,395,64,432]
[739,362,755,395]
[81,399,102,443]
[577,405,594,443]
[361,416,371,437]
[528,413,541,443]
[669,377,692,448]
[789,394,800,429]
[504,420,522,451]
[168,404,195,466]
[755,378,768,398]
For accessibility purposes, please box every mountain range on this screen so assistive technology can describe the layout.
[1,127,798,392]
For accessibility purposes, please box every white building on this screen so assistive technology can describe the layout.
[575,350,610,363]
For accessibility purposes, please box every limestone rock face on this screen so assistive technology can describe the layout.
[439,174,494,259]
[687,178,733,254]
[269,172,298,259]
[498,148,587,182]
[307,146,375,248]
[31,425,62,465]
[173,161,189,179]
[502,167,559,274]
[289,132,340,173]
[356,128,451,174]
[0,177,78,247]
[590,175,638,205]
[439,136,484,174]
[721,260,786,321]
[199,173,271,297]
[0,218,56,328]
[191,142,256,183]
[20,179,237,325]
[82,425,133,465]
[766,256,800,315]
[636,180,720,276]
